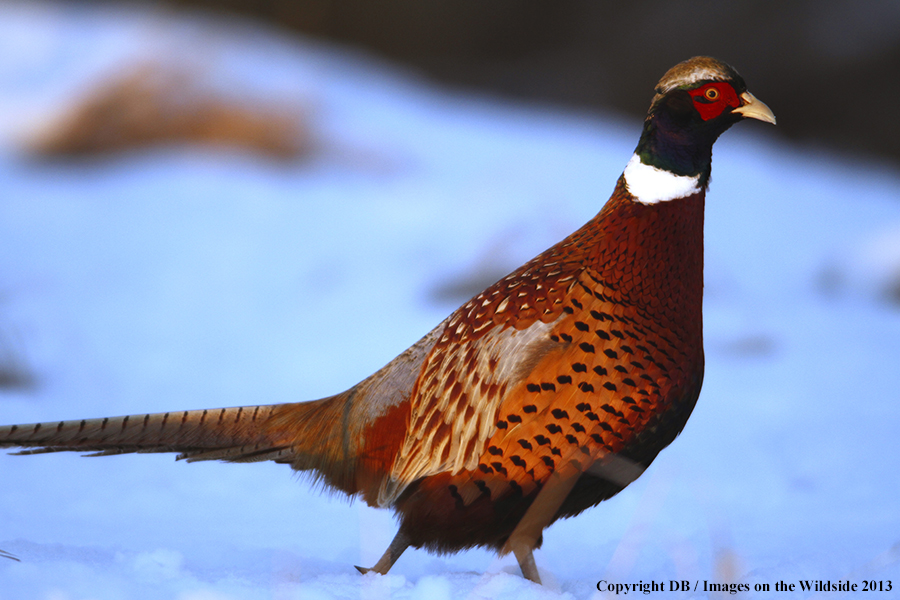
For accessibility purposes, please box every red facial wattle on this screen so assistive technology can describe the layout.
[688,82,741,121]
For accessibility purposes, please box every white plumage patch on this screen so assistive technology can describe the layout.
[622,154,702,204]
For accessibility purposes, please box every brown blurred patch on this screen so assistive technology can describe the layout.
[27,62,312,159]
[0,330,34,391]
[427,232,533,307]
[711,547,744,600]
[716,334,777,358]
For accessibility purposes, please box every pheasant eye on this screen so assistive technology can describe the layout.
[704,87,719,101]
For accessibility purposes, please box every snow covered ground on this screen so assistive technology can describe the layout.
[1,2,899,599]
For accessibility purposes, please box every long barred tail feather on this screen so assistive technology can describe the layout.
[0,390,394,503]
[1,321,440,506]
[0,404,290,460]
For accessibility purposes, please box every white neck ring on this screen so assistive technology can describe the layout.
[623,154,701,204]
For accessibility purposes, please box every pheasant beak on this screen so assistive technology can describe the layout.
[733,91,776,124]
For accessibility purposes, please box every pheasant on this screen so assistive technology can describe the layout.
[0,56,774,584]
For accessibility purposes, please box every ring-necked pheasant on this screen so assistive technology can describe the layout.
[0,56,774,584]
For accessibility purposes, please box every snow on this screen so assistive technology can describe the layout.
[1,2,899,599]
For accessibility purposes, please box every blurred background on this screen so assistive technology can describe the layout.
[166,0,900,163]
[0,1,899,598]
[3,0,899,164]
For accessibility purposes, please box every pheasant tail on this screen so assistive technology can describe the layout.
[0,319,442,501]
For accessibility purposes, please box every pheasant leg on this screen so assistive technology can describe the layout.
[355,530,410,575]
[502,461,582,584]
